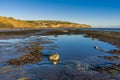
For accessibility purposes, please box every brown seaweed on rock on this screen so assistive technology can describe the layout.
[108,49,120,54]
[98,55,120,61]
[7,46,43,65]
[92,63,120,76]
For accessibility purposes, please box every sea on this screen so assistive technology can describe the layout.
[80,28,120,32]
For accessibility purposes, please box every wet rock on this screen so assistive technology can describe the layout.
[7,46,43,65]
[94,46,99,49]
[63,60,90,74]
[49,53,60,64]
[92,38,96,40]
[92,63,120,76]
[49,53,60,61]
[62,30,68,32]
[98,56,120,61]
[108,49,120,54]
[17,77,30,80]
[62,61,112,80]
[54,35,58,37]
[8,59,22,65]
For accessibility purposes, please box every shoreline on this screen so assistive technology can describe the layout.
[0,28,120,80]
[0,28,120,53]
[44,29,120,50]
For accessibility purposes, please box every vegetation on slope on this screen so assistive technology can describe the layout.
[0,16,34,28]
[0,16,91,28]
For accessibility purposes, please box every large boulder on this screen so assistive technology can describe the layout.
[49,53,60,64]
[49,53,60,61]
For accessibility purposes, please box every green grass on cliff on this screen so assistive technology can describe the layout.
[0,16,91,28]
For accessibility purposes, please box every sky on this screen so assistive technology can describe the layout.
[0,0,120,27]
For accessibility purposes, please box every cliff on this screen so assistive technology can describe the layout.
[0,16,91,28]
[0,16,34,28]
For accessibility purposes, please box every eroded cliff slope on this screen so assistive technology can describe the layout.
[0,16,91,28]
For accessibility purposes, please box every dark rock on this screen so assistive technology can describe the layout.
[92,63,120,76]
[108,49,120,54]
[98,56,120,61]
[7,46,43,65]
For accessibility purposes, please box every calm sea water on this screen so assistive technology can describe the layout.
[80,28,120,32]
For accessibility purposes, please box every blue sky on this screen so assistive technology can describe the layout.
[0,0,120,27]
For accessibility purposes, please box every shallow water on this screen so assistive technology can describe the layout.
[0,34,119,80]
[80,28,120,32]
[41,34,116,61]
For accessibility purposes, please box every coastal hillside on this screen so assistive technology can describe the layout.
[0,16,91,28]
[0,16,34,28]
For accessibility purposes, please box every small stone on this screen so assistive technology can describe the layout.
[94,46,99,49]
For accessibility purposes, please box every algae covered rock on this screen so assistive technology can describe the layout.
[7,46,43,65]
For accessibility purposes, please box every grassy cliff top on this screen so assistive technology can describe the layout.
[0,16,91,28]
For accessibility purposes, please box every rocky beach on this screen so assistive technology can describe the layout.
[0,28,120,80]
[1,0,120,79]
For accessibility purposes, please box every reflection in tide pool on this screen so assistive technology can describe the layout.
[41,34,116,62]
[0,34,119,80]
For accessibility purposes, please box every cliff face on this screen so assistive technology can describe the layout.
[0,16,91,28]
[26,20,91,28]
[0,16,34,28]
